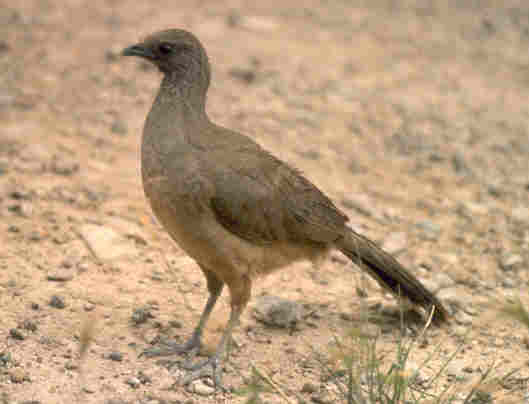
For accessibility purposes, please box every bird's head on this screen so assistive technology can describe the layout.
[122,29,210,88]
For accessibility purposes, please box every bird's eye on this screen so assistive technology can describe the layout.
[158,43,173,55]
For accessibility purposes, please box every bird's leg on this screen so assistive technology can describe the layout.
[180,274,251,390]
[142,269,223,362]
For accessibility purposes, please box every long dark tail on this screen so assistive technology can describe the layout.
[336,230,449,324]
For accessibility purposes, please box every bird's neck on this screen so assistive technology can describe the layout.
[154,74,209,122]
[143,74,211,154]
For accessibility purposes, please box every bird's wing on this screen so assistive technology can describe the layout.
[210,147,348,245]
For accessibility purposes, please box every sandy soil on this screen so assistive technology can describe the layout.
[1,0,529,403]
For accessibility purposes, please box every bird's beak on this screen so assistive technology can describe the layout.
[122,43,155,59]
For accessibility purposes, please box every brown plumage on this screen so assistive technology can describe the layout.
[122,29,449,388]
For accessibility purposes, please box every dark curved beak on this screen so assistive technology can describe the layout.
[122,44,155,59]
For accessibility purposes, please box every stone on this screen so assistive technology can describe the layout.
[79,224,137,261]
[253,295,303,328]
[9,368,27,383]
[188,380,215,396]
[499,253,523,271]
[125,377,140,388]
[49,295,66,309]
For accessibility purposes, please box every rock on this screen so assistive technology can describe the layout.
[502,277,516,288]
[253,295,303,328]
[311,394,332,404]
[79,224,137,261]
[187,380,215,396]
[7,225,19,233]
[47,269,74,282]
[105,45,122,62]
[431,272,455,288]
[65,360,78,370]
[28,230,46,241]
[499,253,523,271]
[451,153,470,174]
[8,201,33,217]
[137,370,152,384]
[125,377,140,388]
[454,311,472,325]
[0,40,8,53]
[8,189,33,200]
[382,232,407,255]
[421,272,455,293]
[131,306,154,325]
[111,119,128,135]
[105,217,147,242]
[0,351,12,366]
[437,286,472,309]
[229,67,257,84]
[9,328,24,340]
[108,351,123,362]
[301,382,318,393]
[9,367,27,383]
[82,385,96,393]
[49,295,66,309]
[20,319,37,332]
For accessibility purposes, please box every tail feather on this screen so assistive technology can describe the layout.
[336,230,449,324]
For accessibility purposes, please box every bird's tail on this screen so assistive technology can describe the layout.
[336,229,449,324]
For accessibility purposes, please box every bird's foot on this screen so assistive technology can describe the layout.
[141,335,202,369]
[179,353,226,391]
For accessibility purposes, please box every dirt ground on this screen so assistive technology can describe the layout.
[1,0,529,403]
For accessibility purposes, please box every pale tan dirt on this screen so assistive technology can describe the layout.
[1,1,529,403]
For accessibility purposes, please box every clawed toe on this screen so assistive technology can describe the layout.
[179,355,225,390]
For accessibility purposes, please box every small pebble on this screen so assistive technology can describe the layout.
[47,270,74,282]
[0,351,12,365]
[108,351,123,361]
[65,360,78,370]
[500,253,523,271]
[9,328,25,340]
[131,306,154,325]
[49,295,66,309]
[188,380,215,396]
[10,368,27,383]
[454,311,472,325]
[125,377,140,388]
[453,326,468,337]
[20,319,37,332]
[301,382,318,393]
[111,119,128,135]
[82,385,96,394]
[137,370,152,384]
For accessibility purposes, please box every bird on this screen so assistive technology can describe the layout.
[121,28,449,389]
